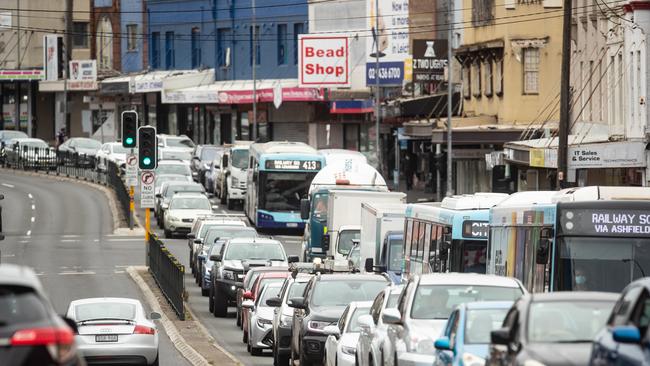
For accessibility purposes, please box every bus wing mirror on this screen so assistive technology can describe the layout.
[364,258,374,273]
[300,199,310,220]
[536,238,551,265]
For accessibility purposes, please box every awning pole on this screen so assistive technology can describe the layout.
[446,0,454,197]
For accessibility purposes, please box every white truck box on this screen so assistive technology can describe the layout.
[360,202,407,271]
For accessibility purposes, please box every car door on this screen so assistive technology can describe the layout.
[362,290,384,366]
[434,309,459,366]
[327,307,348,366]
[615,288,650,365]
[386,279,415,366]
[292,280,312,356]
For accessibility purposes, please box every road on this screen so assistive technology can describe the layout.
[0,171,190,366]
[137,196,303,366]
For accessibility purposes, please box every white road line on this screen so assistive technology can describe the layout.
[19,240,29,243]
[62,235,80,238]
[93,239,100,242]
[107,238,140,242]
[28,193,33,199]
[26,230,31,236]
[211,205,219,209]
[60,239,78,243]
[1,183,14,188]
[114,265,132,268]
[1,254,15,258]
[58,271,96,275]
[30,217,35,223]
[114,270,125,274]
[31,205,35,210]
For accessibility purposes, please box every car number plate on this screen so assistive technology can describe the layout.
[286,223,298,228]
[95,334,118,342]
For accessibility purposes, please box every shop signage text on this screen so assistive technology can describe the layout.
[299,36,349,87]
[69,60,97,81]
[134,80,164,93]
[412,39,448,82]
[217,87,322,104]
[462,220,489,239]
[365,0,410,86]
[0,70,44,81]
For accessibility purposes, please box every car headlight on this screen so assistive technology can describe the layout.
[409,336,434,355]
[257,318,273,328]
[462,353,486,366]
[308,320,333,332]
[168,216,179,222]
[232,177,239,186]
[223,270,234,280]
[523,361,546,366]
[280,314,292,328]
[341,345,356,355]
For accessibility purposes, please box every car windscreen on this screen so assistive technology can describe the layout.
[76,139,102,149]
[166,138,195,148]
[347,306,371,332]
[158,176,190,188]
[464,308,510,344]
[410,285,523,320]
[204,227,257,244]
[169,197,211,210]
[231,149,249,169]
[387,237,404,272]
[528,300,614,343]
[165,185,204,198]
[75,302,136,321]
[157,164,191,176]
[311,280,388,307]
[338,230,360,255]
[260,172,316,212]
[224,242,286,261]
[0,285,50,325]
[2,131,27,142]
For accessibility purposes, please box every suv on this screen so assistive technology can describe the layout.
[210,238,294,317]
[187,218,246,275]
[0,263,83,365]
[382,273,526,366]
[288,273,390,366]
[157,134,195,154]
[155,159,192,179]
[270,274,312,366]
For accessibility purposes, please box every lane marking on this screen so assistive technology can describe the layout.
[1,253,15,258]
[211,205,219,209]
[31,205,35,210]
[26,230,31,236]
[114,270,125,274]
[1,183,14,188]
[62,235,80,238]
[30,217,35,223]
[93,239,100,242]
[19,240,29,243]
[106,238,140,242]
[28,193,33,199]
[60,239,79,243]
[58,271,96,275]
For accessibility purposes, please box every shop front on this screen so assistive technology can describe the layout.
[0,69,44,136]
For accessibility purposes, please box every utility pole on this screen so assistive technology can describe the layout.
[64,0,73,135]
[14,0,20,132]
[446,0,453,197]
[251,0,257,142]
[374,0,381,171]
[557,0,572,188]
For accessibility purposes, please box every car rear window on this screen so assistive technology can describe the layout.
[75,302,136,321]
[0,286,50,325]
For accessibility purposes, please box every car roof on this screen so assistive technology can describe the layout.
[12,138,46,143]
[227,237,282,245]
[157,160,189,165]
[0,264,43,291]
[464,301,514,310]
[257,271,291,279]
[417,273,523,287]
[200,219,246,226]
[68,297,143,306]
[316,273,390,282]
[528,291,619,302]
[169,193,207,200]
[248,266,289,274]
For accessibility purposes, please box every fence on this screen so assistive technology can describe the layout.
[148,233,185,320]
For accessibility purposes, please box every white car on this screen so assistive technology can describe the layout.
[155,160,192,180]
[163,192,213,238]
[324,301,373,366]
[156,181,205,225]
[356,285,403,366]
[383,273,527,366]
[66,297,161,365]
[243,282,283,356]
[95,142,129,171]
[157,134,195,154]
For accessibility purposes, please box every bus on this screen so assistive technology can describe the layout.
[244,141,325,229]
[487,191,558,293]
[403,193,509,278]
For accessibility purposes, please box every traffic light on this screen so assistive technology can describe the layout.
[138,126,157,170]
[121,111,138,148]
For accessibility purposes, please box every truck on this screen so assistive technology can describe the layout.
[359,202,407,283]
[324,190,406,263]
[217,141,253,210]
[300,160,389,261]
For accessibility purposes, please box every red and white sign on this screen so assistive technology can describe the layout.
[299,36,349,87]
[217,87,323,104]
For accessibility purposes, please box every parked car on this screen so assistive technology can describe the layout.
[0,130,27,162]
[289,273,390,366]
[155,159,192,180]
[66,297,161,365]
[156,182,206,226]
[324,301,373,366]
[58,137,102,157]
[591,278,650,365]
[356,285,403,366]
[243,282,284,355]
[433,301,513,366]
[242,271,290,344]
[95,142,129,171]
[383,273,527,366]
[157,134,195,154]
[6,138,57,169]
[162,193,213,238]
[0,263,84,366]
[238,266,290,328]
[488,292,617,366]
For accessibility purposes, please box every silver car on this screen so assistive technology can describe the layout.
[356,285,403,366]
[66,297,161,365]
[243,282,283,356]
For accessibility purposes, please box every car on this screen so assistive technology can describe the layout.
[433,301,513,366]
[0,263,84,366]
[159,149,192,163]
[210,237,294,317]
[270,273,312,366]
[66,297,161,366]
[190,220,248,278]
[6,138,57,169]
[486,292,617,366]
[243,282,284,356]
[155,159,192,180]
[95,142,129,171]
[383,273,527,366]
[162,193,213,238]
[58,137,102,157]
[242,271,291,345]
[324,301,373,366]
[204,158,223,194]
[0,129,28,162]
[237,266,290,329]
[289,273,390,366]
[186,217,246,275]
[356,285,403,366]
[190,145,223,185]
[157,134,195,154]
[156,182,206,226]
[154,177,197,219]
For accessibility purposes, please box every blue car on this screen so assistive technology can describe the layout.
[590,278,650,365]
[433,301,513,366]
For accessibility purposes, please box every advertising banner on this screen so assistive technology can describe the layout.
[299,35,349,87]
[412,39,448,82]
[366,0,410,86]
[69,60,97,81]
[44,35,61,81]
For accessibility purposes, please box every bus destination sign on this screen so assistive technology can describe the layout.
[462,220,489,239]
[561,209,650,237]
[265,159,322,171]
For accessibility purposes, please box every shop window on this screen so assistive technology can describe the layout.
[217,28,230,67]
[127,24,138,51]
[472,61,482,98]
[191,27,201,68]
[523,48,540,94]
[72,22,89,48]
[463,65,471,99]
[484,59,493,97]
[277,24,287,65]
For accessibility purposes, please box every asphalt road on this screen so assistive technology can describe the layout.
[137,195,303,366]
[0,171,190,366]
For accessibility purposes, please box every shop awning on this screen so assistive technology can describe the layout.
[330,100,374,114]
[99,75,131,95]
[161,68,214,91]
[431,120,529,145]
[133,70,197,93]
[399,92,461,118]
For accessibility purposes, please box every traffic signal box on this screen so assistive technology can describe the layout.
[138,126,157,170]
[121,111,138,148]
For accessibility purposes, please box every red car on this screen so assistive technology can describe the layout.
[236,267,287,328]
[241,272,290,344]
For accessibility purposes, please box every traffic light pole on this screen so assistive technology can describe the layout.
[129,148,134,231]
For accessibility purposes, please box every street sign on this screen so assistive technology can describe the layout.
[126,153,138,186]
[140,171,155,209]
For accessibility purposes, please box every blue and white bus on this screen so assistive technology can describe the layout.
[244,141,325,229]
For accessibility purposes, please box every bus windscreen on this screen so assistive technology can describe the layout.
[260,172,317,211]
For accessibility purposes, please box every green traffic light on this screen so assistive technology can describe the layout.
[143,157,151,166]
[125,137,134,145]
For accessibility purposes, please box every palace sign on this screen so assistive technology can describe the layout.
[299,35,349,87]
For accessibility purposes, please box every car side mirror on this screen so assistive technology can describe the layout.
[358,314,374,332]
[490,328,512,345]
[243,290,253,300]
[187,233,196,239]
[381,308,401,325]
[323,325,341,339]
[242,300,255,309]
[434,336,451,351]
[266,297,282,307]
[300,199,310,220]
[613,326,642,343]
[287,255,299,264]
[156,193,162,198]
[210,254,222,262]
[0,194,4,200]
[61,316,79,334]
[150,312,162,320]
[194,239,202,244]
[364,258,374,273]
[287,297,306,309]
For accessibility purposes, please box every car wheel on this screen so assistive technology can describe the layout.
[243,328,248,344]
[201,287,209,297]
[208,286,214,312]
[151,352,159,366]
[213,286,228,317]
[251,346,262,356]
[164,229,171,239]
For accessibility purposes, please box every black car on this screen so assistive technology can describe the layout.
[488,291,618,366]
[288,273,389,366]
[191,145,222,186]
[0,263,84,366]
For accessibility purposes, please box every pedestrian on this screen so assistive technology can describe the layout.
[404,153,413,190]
[56,127,66,147]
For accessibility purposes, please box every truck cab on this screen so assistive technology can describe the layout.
[220,141,252,210]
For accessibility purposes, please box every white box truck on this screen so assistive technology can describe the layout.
[325,190,406,262]
[360,202,407,282]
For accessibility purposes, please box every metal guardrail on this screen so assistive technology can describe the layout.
[148,233,185,320]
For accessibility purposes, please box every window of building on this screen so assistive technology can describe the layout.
[217,28,230,67]
[72,22,89,48]
[484,59,493,97]
[96,17,113,70]
[150,32,160,69]
[277,24,287,65]
[165,31,175,69]
[191,27,201,68]
[472,61,482,98]
[249,26,260,66]
[126,24,137,51]
[523,48,540,94]
[293,23,305,65]
[495,58,504,96]
[463,64,471,99]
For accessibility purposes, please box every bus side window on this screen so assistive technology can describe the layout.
[404,220,414,275]
[423,224,432,267]
[411,221,420,274]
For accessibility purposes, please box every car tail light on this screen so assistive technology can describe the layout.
[133,325,156,335]
[11,327,75,362]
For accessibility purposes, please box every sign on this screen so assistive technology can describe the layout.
[0,70,43,81]
[299,36,349,87]
[561,209,650,237]
[462,220,489,239]
[412,39,448,82]
[274,83,283,109]
[264,160,322,171]
[366,0,410,86]
[134,80,164,93]
[569,141,646,169]
[140,171,156,208]
[126,153,138,186]
[67,80,98,90]
[0,12,11,29]
[162,89,219,104]
[44,35,62,81]
[529,148,558,168]
[69,60,97,81]
[216,87,322,104]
